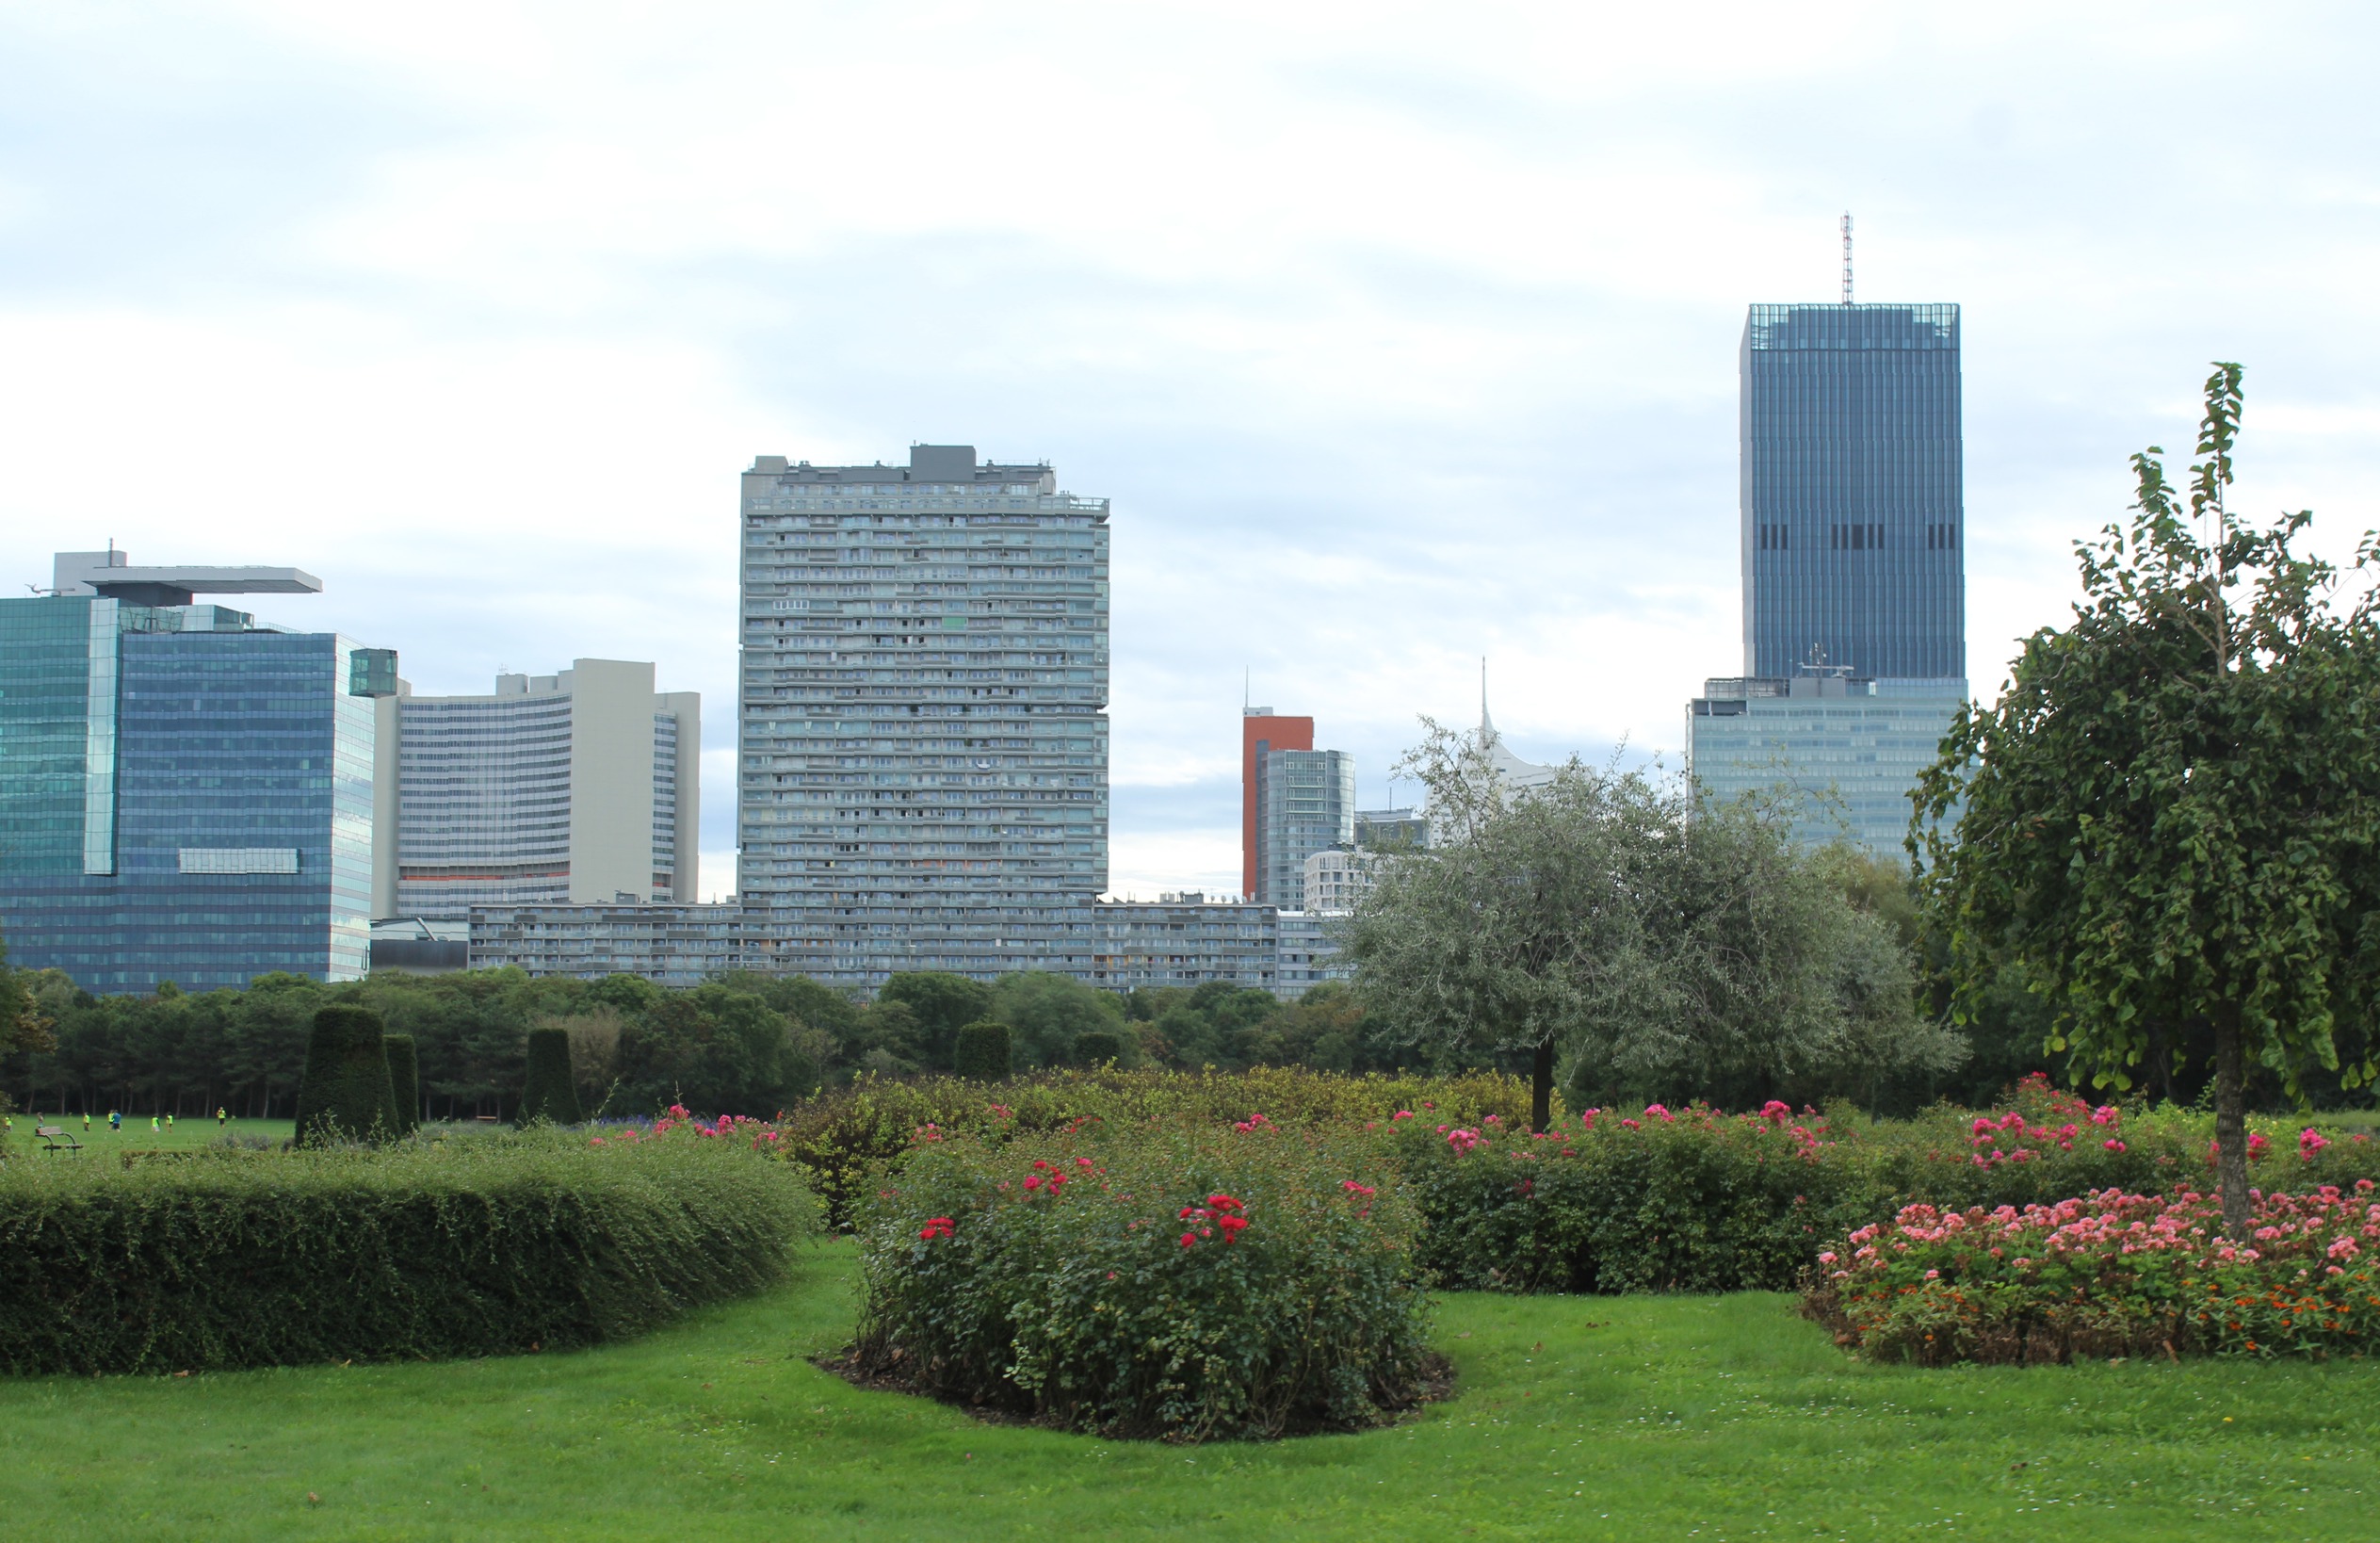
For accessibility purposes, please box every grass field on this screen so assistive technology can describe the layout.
[4,1113,293,1152]
[6,1242,2377,1540]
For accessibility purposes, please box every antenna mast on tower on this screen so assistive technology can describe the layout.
[1840,212,1854,304]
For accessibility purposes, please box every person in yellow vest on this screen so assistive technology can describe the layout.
[83,1113,91,1131]
[151,1114,159,1133]
[217,1107,227,1129]
[165,1113,174,1131]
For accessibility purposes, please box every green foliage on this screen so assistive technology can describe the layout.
[382,1034,420,1136]
[1396,1077,2380,1294]
[777,1065,1532,1229]
[952,1020,1012,1081]
[854,1123,1431,1439]
[1072,1029,1127,1066]
[1915,363,2380,1234]
[518,1026,583,1126]
[877,971,994,1069]
[1352,724,1952,1130]
[989,971,1125,1068]
[293,1005,401,1146]
[611,984,820,1116]
[1806,1184,2380,1363]
[0,1129,815,1374]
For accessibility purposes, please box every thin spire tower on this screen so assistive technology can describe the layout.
[1840,212,1854,304]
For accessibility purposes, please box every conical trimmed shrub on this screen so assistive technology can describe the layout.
[382,1033,421,1136]
[293,1004,401,1146]
[953,1019,1012,1080]
[518,1026,583,1126]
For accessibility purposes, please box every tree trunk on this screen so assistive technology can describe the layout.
[2145,1019,2173,1106]
[2212,1008,2251,1239]
[1530,1040,1554,1134]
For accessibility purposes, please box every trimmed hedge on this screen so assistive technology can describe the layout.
[383,1034,421,1136]
[953,1020,1012,1080]
[0,1130,816,1375]
[1073,1030,1126,1066]
[294,1005,401,1146]
[519,1026,583,1126]
[1393,1079,2380,1294]
[855,1122,1430,1439]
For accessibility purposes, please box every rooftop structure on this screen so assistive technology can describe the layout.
[52,548,324,609]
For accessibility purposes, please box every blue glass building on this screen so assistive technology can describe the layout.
[1689,298,1967,854]
[0,573,391,994]
[1740,302,1962,681]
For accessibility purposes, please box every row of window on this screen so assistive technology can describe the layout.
[1756,522,1961,552]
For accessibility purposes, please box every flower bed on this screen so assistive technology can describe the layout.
[848,1120,1434,1440]
[1388,1077,2380,1294]
[0,1125,815,1375]
[770,1066,1531,1228]
[1803,1183,2380,1363]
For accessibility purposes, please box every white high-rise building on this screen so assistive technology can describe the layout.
[373,659,700,923]
[737,445,1109,986]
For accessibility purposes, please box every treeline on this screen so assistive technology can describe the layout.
[0,919,2334,1122]
[0,959,1403,1121]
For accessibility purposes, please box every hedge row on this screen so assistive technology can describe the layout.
[1391,1078,2380,1293]
[0,1130,816,1375]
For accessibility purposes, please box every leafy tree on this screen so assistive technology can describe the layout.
[1349,723,1952,1130]
[1914,364,2380,1236]
[990,971,1126,1068]
[876,971,993,1069]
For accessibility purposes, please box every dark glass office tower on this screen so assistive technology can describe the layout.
[1740,302,1963,681]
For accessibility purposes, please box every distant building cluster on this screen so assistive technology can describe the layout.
[2,262,1969,997]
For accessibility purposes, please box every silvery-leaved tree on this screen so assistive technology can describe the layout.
[1912,364,2380,1237]
[1346,723,1951,1130]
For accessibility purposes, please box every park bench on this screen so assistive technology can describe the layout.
[37,1125,83,1155]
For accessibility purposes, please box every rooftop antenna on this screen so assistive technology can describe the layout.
[1839,212,1854,305]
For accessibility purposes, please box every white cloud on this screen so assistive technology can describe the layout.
[4,1,2379,892]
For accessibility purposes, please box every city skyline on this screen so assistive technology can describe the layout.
[4,6,2378,901]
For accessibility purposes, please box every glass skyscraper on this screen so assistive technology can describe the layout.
[1252,747,1353,911]
[1740,302,1962,681]
[1689,298,1967,854]
[737,446,1109,985]
[0,560,392,993]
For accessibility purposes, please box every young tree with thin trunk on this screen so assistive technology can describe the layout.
[1913,364,2380,1237]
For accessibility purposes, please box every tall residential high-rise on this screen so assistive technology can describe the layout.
[1689,289,1968,853]
[374,659,700,923]
[737,445,1109,985]
[1252,745,1354,910]
[1239,707,1311,899]
[0,550,391,993]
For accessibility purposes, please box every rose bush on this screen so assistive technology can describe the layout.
[850,1118,1433,1440]
[1804,1182,2380,1363]
[1388,1076,2380,1293]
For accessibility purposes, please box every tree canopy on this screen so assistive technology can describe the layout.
[1345,722,1952,1130]
[1913,364,2380,1234]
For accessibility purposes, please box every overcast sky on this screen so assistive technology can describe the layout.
[4,1,2377,900]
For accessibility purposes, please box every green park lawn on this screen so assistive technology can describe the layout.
[6,1243,2377,1540]
[5,1113,293,1152]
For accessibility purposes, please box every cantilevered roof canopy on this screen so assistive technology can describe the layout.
[52,550,324,608]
